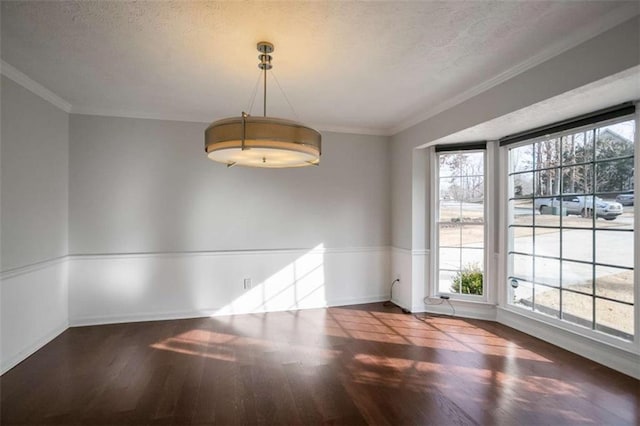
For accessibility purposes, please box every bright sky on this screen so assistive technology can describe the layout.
[605,120,635,141]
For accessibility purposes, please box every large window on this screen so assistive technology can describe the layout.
[436,150,485,298]
[507,117,635,340]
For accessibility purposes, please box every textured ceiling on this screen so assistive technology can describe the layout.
[1,1,638,134]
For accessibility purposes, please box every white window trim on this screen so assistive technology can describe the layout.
[431,146,490,303]
[499,111,639,354]
[634,102,640,354]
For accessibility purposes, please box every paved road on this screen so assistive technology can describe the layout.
[512,227,633,281]
[439,201,633,294]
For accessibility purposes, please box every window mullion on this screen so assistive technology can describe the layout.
[506,115,635,343]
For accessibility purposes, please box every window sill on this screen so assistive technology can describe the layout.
[498,305,638,355]
[429,295,490,305]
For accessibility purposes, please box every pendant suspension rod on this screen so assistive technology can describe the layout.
[257,41,273,118]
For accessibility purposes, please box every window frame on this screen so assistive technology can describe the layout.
[432,147,489,302]
[501,114,638,352]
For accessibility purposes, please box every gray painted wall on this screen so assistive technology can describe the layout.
[69,114,390,254]
[1,76,69,270]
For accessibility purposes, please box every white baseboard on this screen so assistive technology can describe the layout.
[390,297,412,312]
[70,294,391,327]
[1,321,68,375]
[70,309,218,327]
[329,295,389,307]
[497,307,640,379]
[414,299,497,321]
[70,300,391,328]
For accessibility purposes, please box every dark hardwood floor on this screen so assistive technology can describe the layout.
[1,303,638,425]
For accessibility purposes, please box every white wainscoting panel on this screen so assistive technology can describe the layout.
[411,249,430,312]
[69,247,390,326]
[1,259,69,374]
[390,247,412,310]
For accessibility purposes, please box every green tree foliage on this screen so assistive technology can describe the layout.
[451,264,483,295]
[593,130,634,192]
[528,127,634,195]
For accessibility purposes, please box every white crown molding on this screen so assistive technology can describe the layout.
[0,59,386,136]
[70,107,211,124]
[3,5,636,137]
[312,123,391,137]
[72,108,390,136]
[0,60,71,113]
[389,6,640,136]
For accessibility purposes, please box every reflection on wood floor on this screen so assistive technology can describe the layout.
[2,303,638,425]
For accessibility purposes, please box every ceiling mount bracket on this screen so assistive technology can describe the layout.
[257,42,273,70]
[257,41,274,54]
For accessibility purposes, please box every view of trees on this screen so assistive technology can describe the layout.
[595,130,634,193]
[507,120,635,340]
[438,151,485,296]
[439,152,484,202]
[512,126,634,197]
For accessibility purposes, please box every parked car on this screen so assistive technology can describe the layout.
[615,193,634,206]
[534,195,623,220]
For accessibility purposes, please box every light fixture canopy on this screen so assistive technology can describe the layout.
[205,42,321,168]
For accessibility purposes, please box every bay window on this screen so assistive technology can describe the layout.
[504,106,635,342]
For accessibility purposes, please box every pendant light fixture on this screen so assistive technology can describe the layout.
[205,42,321,168]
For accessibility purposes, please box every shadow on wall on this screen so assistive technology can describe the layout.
[70,244,328,322]
[210,244,327,316]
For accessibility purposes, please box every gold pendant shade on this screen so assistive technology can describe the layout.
[205,115,321,168]
[205,41,321,169]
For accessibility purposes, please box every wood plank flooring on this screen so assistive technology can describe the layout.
[1,303,638,425]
